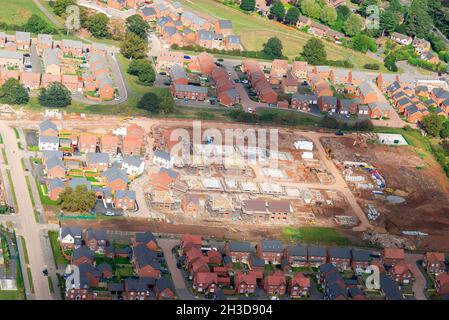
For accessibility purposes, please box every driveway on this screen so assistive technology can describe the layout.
[158,238,196,300]
[405,253,427,300]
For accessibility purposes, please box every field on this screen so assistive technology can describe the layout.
[0,0,53,25]
[320,134,449,251]
[177,0,385,70]
[282,227,350,246]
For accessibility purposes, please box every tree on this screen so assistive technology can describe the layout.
[301,38,327,65]
[440,121,449,139]
[127,59,155,85]
[86,13,110,38]
[285,6,300,25]
[343,13,365,36]
[421,113,446,137]
[384,53,398,71]
[138,92,174,114]
[240,0,256,11]
[357,0,379,16]
[388,0,403,12]
[120,32,147,59]
[379,11,399,35]
[0,78,29,105]
[337,5,351,21]
[24,14,54,34]
[59,185,96,213]
[351,33,377,53]
[270,1,286,20]
[262,37,283,58]
[405,0,433,39]
[321,115,339,129]
[52,0,76,16]
[38,82,72,108]
[301,0,322,19]
[126,15,150,39]
[320,5,337,25]
[109,19,126,41]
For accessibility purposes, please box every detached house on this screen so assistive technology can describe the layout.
[15,31,31,50]
[114,190,136,210]
[381,248,405,268]
[61,39,84,57]
[153,149,173,168]
[291,93,317,111]
[389,260,414,285]
[270,59,288,85]
[48,177,65,201]
[390,32,412,46]
[318,96,337,113]
[59,226,83,250]
[351,250,371,274]
[291,61,308,80]
[46,156,66,179]
[122,155,145,176]
[423,252,446,275]
[290,272,310,297]
[39,135,59,151]
[102,167,129,192]
[234,271,257,294]
[21,72,41,90]
[85,228,108,253]
[43,48,61,76]
[86,152,109,171]
[193,272,218,293]
[72,246,94,266]
[264,271,287,296]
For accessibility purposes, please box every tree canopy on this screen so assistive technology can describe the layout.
[120,32,147,59]
[421,113,447,137]
[270,1,286,20]
[138,92,174,114]
[0,78,29,105]
[38,82,72,108]
[126,14,150,39]
[85,13,110,38]
[262,37,283,58]
[59,185,96,213]
[52,0,76,16]
[24,14,54,34]
[285,6,300,25]
[320,5,337,26]
[301,38,327,65]
[127,59,155,86]
[343,13,365,36]
[405,0,433,39]
[240,0,256,11]
[301,0,322,19]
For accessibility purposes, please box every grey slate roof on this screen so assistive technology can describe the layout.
[46,156,65,170]
[159,167,178,179]
[72,246,93,261]
[115,189,136,200]
[155,278,175,293]
[380,274,402,300]
[43,150,63,161]
[170,64,187,80]
[218,20,232,29]
[227,35,241,44]
[328,247,351,259]
[154,149,171,161]
[48,177,65,191]
[286,245,307,256]
[69,177,91,190]
[320,96,338,105]
[142,6,156,16]
[87,228,108,241]
[387,81,401,92]
[102,166,128,183]
[351,249,371,262]
[60,226,82,240]
[135,231,157,245]
[43,48,60,66]
[308,246,327,257]
[39,121,57,138]
[15,31,30,42]
[260,240,283,253]
[368,101,390,111]
[358,81,376,96]
[62,39,83,49]
[250,253,265,267]
[87,152,109,164]
[174,84,208,94]
[228,241,253,253]
[40,135,59,144]
[123,155,143,168]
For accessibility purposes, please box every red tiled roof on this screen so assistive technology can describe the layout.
[383,248,405,260]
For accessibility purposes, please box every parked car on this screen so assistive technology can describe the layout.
[217,58,224,62]
[335,131,344,136]
[159,72,167,76]
[105,211,115,216]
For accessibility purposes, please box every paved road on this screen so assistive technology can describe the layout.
[0,122,53,299]
[405,253,427,300]
[158,238,196,300]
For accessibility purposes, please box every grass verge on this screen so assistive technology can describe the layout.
[6,169,18,207]
[2,148,8,165]
[282,227,350,246]
[20,236,29,265]
[48,231,68,266]
[26,268,34,294]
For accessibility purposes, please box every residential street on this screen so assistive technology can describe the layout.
[405,253,427,300]
[0,122,54,300]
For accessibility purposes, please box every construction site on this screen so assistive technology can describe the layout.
[146,124,357,232]
[320,133,449,251]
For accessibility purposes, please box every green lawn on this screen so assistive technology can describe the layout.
[25,176,36,209]
[20,236,29,265]
[282,227,350,246]
[6,169,18,207]
[0,290,24,300]
[36,179,59,206]
[177,0,385,70]
[0,0,54,25]
[47,276,54,294]
[27,267,34,294]
[48,231,69,266]
[1,148,8,165]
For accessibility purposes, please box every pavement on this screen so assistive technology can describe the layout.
[0,122,57,300]
[405,253,427,300]
[158,238,196,300]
